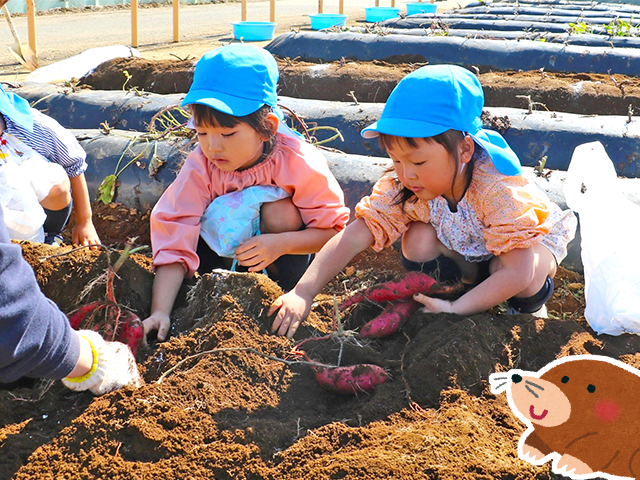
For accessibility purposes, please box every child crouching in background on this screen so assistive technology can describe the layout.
[0,85,100,246]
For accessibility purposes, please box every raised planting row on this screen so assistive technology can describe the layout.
[265,31,640,76]
[11,83,640,177]
[359,0,640,47]
[466,0,640,14]
[346,27,640,48]
[386,0,640,34]
[75,57,640,117]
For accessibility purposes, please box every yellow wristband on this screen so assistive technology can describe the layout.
[64,334,100,383]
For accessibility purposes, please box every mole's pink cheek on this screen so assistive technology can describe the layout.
[594,400,620,422]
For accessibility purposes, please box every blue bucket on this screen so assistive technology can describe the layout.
[309,13,348,30]
[406,2,437,15]
[231,21,277,41]
[364,6,401,22]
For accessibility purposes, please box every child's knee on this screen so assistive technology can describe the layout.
[260,198,303,233]
[401,222,440,262]
[40,178,71,211]
[491,244,557,297]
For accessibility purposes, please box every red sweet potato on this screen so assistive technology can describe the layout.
[68,301,108,329]
[117,310,144,357]
[339,271,439,309]
[359,298,422,339]
[68,303,143,357]
[314,364,389,395]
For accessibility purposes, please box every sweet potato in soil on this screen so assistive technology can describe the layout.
[2,203,638,479]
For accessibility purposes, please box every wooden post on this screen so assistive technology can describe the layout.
[318,0,323,14]
[270,0,275,22]
[391,0,395,6]
[25,0,36,54]
[131,0,138,47]
[173,0,179,42]
[374,0,379,6]
[241,0,247,21]
[339,0,344,14]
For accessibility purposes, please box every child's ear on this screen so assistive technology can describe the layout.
[459,135,475,164]
[263,112,279,139]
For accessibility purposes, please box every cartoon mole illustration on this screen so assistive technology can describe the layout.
[489,355,640,480]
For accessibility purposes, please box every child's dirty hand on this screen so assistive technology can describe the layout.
[72,220,101,247]
[142,312,171,342]
[413,293,454,314]
[235,234,284,272]
[268,290,312,339]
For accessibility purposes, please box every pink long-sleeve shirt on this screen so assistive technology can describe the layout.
[151,133,350,276]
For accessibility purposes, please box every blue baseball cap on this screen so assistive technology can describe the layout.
[182,44,279,116]
[361,64,521,176]
[0,84,33,132]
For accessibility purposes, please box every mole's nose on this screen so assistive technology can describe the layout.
[512,374,522,383]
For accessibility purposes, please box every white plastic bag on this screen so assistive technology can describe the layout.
[0,133,67,242]
[2,134,67,202]
[564,141,640,335]
[0,161,46,242]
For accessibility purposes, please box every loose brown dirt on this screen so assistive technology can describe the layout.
[79,56,640,116]
[0,203,636,480]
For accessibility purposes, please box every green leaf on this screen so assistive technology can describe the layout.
[97,174,117,204]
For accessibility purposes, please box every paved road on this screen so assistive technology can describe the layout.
[0,0,462,81]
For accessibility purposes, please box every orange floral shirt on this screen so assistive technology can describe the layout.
[355,151,577,263]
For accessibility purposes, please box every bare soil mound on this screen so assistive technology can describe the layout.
[1,202,637,479]
[79,57,640,116]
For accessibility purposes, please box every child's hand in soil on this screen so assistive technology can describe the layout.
[142,311,171,342]
[62,330,143,395]
[268,289,313,339]
[412,293,454,314]
[72,219,101,247]
[234,234,284,272]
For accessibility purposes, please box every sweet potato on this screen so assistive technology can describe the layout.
[69,304,144,356]
[66,240,146,357]
[118,310,144,357]
[359,298,421,339]
[68,301,108,329]
[314,364,389,395]
[339,271,439,309]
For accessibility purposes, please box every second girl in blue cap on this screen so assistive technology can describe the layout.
[270,64,577,338]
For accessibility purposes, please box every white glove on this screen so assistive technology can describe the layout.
[62,330,143,395]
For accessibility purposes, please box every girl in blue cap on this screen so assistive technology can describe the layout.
[270,64,577,338]
[0,85,100,246]
[143,45,349,342]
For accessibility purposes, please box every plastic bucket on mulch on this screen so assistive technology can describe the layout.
[309,13,348,30]
[231,21,277,41]
[364,6,401,22]
[406,2,437,14]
